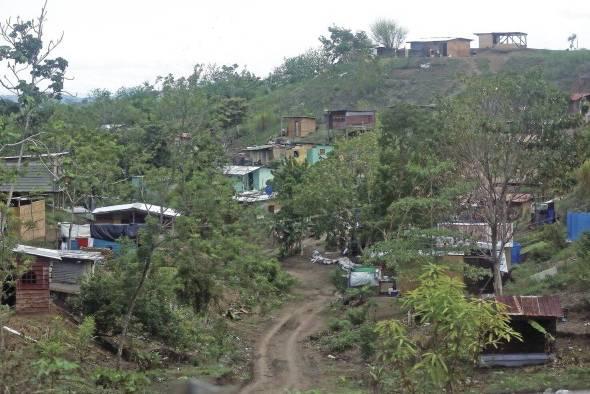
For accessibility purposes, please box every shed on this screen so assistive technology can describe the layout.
[12,245,55,313]
[325,110,376,130]
[480,295,563,367]
[0,152,68,194]
[408,38,472,57]
[240,145,275,165]
[92,202,179,224]
[475,32,528,49]
[282,116,317,138]
[306,144,334,165]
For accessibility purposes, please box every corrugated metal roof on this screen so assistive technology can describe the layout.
[222,165,261,176]
[92,202,180,217]
[495,295,563,318]
[13,244,61,260]
[571,92,590,101]
[0,160,62,193]
[408,37,473,43]
[59,250,104,261]
[474,32,528,36]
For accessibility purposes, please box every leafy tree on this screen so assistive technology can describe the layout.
[441,71,568,294]
[374,264,521,393]
[370,18,407,51]
[319,25,373,64]
[270,48,330,86]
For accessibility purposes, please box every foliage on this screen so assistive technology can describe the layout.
[319,25,373,64]
[270,48,331,86]
[374,264,521,392]
[370,19,407,50]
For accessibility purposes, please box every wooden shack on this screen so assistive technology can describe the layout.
[13,245,55,313]
[408,38,472,57]
[9,197,46,241]
[325,110,376,130]
[475,32,528,49]
[283,116,317,138]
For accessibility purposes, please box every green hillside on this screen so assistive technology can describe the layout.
[241,49,590,145]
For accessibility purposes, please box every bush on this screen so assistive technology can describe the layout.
[345,306,368,326]
[93,368,150,393]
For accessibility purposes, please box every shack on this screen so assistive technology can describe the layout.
[12,245,54,313]
[306,144,334,165]
[475,32,528,49]
[282,116,317,138]
[240,145,275,165]
[408,38,472,57]
[234,191,280,214]
[325,110,376,130]
[92,202,179,224]
[223,166,274,193]
[480,295,563,367]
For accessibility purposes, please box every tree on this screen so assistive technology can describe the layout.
[441,71,567,295]
[375,264,520,393]
[270,48,330,86]
[370,18,407,51]
[568,33,578,50]
[0,1,68,235]
[319,25,373,64]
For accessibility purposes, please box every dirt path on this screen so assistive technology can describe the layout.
[240,253,336,393]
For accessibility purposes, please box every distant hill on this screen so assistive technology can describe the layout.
[239,49,590,145]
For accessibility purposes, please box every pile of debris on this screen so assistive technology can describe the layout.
[310,250,358,271]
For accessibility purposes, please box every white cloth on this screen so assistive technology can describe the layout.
[60,223,91,238]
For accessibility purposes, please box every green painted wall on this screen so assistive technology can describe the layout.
[306,145,334,165]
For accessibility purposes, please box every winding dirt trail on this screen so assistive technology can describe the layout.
[240,254,335,393]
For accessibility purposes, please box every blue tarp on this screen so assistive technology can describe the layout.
[567,211,590,241]
[511,242,522,265]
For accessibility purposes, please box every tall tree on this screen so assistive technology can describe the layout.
[370,18,407,51]
[442,71,568,295]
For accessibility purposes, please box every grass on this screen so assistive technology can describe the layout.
[473,366,590,393]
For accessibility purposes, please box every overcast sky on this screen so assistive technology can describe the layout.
[1,0,590,96]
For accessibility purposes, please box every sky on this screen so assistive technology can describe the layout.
[1,0,590,96]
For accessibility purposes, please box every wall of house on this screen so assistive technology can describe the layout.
[478,34,494,48]
[328,111,347,129]
[245,149,273,165]
[410,42,445,57]
[253,168,274,191]
[285,145,308,164]
[447,40,471,57]
[306,145,334,165]
[10,199,46,241]
[345,112,375,128]
[285,118,317,138]
[16,257,50,313]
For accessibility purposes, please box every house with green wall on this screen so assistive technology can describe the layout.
[306,144,334,165]
[222,166,274,193]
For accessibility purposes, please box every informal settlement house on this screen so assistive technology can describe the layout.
[282,116,317,138]
[223,166,274,193]
[569,92,590,122]
[8,197,46,241]
[475,32,528,49]
[407,38,472,57]
[325,110,376,130]
[480,295,563,367]
[12,245,104,312]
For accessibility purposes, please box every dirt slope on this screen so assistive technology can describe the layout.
[240,253,336,393]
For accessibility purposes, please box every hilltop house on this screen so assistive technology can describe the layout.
[408,38,472,57]
[475,32,528,49]
[325,110,376,130]
[569,92,590,122]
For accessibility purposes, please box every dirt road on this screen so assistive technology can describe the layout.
[240,253,336,393]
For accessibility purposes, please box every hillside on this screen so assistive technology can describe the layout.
[241,48,590,145]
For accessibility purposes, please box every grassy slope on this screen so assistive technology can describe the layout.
[240,49,590,145]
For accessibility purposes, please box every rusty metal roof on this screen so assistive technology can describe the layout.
[495,295,563,318]
[571,92,590,101]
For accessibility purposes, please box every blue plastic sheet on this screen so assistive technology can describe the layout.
[567,211,590,241]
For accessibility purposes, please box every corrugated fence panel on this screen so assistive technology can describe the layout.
[52,262,88,284]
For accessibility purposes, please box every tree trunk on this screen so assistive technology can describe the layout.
[116,257,152,369]
[490,224,503,295]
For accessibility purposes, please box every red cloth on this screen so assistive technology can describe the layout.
[76,237,89,247]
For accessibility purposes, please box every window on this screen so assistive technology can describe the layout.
[319,149,326,155]
[268,205,275,214]
[21,270,37,284]
[293,150,299,158]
